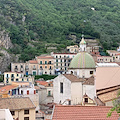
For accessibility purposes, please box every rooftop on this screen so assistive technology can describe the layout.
[29,60,38,64]
[37,56,54,59]
[0,97,35,110]
[52,105,119,120]
[63,74,94,85]
[96,67,120,90]
[0,85,18,94]
[96,63,119,67]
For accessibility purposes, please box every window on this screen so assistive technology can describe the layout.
[33,71,36,75]
[27,90,29,95]
[48,91,51,96]
[56,59,58,62]
[60,56,61,58]
[22,79,24,81]
[27,78,29,81]
[49,61,51,64]
[60,82,63,93]
[85,98,88,103]
[24,110,29,114]
[56,63,58,66]
[36,90,38,93]
[24,117,29,120]
[49,66,52,69]
[21,65,23,68]
[17,74,19,77]
[10,111,15,116]
[7,74,9,78]
[11,79,14,81]
[40,61,42,64]
[45,61,47,64]
[6,79,9,83]
[45,66,47,68]
[16,79,18,81]
[11,74,14,78]
[61,59,62,62]
[90,71,93,74]
[56,56,58,58]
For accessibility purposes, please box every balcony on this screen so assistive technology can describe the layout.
[33,67,36,70]
[25,67,29,70]
[14,68,18,72]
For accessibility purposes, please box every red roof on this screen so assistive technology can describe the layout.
[0,85,18,94]
[52,105,119,120]
[35,81,48,86]
[29,60,38,64]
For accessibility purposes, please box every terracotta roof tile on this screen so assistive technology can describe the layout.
[29,60,38,64]
[37,56,54,59]
[0,97,35,110]
[0,85,18,94]
[52,105,119,120]
[35,81,48,86]
[63,74,94,85]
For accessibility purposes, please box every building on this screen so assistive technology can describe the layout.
[11,55,55,75]
[66,45,79,53]
[35,55,54,75]
[51,52,76,74]
[97,56,113,62]
[107,50,119,56]
[53,74,95,105]
[52,105,119,120]
[0,109,13,120]
[68,37,96,78]
[96,67,120,106]
[0,97,36,120]
[4,72,34,85]
[53,37,96,105]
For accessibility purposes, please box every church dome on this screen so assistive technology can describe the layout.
[69,52,95,69]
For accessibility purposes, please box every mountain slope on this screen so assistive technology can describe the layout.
[0,0,120,61]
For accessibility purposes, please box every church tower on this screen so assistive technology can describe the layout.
[79,35,86,52]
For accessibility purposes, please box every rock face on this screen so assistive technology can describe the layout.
[0,30,13,49]
[0,30,17,73]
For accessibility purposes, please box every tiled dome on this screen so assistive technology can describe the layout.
[69,52,95,69]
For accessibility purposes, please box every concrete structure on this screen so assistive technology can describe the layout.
[97,56,113,62]
[11,55,55,75]
[68,37,96,78]
[107,50,119,56]
[0,97,36,120]
[53,74,95,105]
[4,72,34,85]
[51,52,76,74]
[66,45,79,53]
[0,109,13,120]
[36,55,54,75]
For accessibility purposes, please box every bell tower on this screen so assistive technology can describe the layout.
[79,35,86,52]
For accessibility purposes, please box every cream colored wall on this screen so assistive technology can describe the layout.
[12,109,35,120]
[71,82,82,105]
[4,72,34,84]
[69,69,95,78]
[11,63,26,74]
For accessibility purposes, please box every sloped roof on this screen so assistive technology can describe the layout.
[52,105,119,120]
[0,85,18,94]
[0,97,35,110]
[63,74,84,82]
[29,60,38,64]
[37,56,54,59]
[35,81,48,86]
[96,67,120,90]
[63,74,94,85]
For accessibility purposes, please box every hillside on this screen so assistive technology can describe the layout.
[0,0,120,61]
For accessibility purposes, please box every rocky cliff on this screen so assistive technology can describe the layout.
[0,30,17,73]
